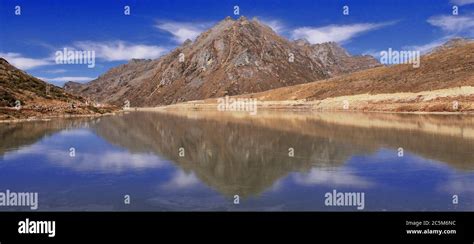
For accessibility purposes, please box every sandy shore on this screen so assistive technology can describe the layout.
[0,111,122,123]
[137,86,474,115]
[3,86,472,122]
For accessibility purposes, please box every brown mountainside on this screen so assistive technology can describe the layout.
[0,58,114,120]
[67,16,379,106]
[0,58,75,107]
[247,39,474,103]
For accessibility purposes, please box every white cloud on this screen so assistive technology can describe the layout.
[291,22,395,44]
[155,20,212,43]
[414,14,474,54]
[403,37,452,54]
[450,0,474,6]
[41,76,96,82]
[439,175,474,194]
[293,168,372,188]
[44,69,67,74]
[0,52,52,70]
[427,14,474,34]
[57,129,93,136]
[362,49,382,58]
[55,151,168,173]
[257,17,285,34]
[162,170,200,189]
[1,40,166,70]
[4,142,169,173]
[73,41,167,61]
[38,76,96,86]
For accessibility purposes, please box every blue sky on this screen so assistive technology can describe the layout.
[1,0,473,86]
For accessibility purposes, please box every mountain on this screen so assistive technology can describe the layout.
[234,38,474,112]
[0,58,114,120]
[430,37,474,54]
[63,81,86,94]
[294,40,379,76]
[67,16,380,106]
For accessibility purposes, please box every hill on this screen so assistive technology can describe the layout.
[0,58,115,120]
[66,16,379,106]
[162,38,474,112]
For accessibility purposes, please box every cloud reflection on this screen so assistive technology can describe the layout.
[293,167,373,188]
[3,143,170,173]
[162,170,200,189]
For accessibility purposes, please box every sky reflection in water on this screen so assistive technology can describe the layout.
[0,111,473,211]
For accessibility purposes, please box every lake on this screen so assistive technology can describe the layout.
[0,110,473,211]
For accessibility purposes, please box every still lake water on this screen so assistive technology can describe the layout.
[0,111,473,211]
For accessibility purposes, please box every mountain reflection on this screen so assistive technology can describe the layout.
[1,111,473,199]
[91,111,474,197]
[0,118,95,156]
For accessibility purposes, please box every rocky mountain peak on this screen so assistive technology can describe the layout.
[182,39,193,46]
[238,15,248,21]
[310,42,350,58]
[294,38,311,47]
[63,81,85,93]
[66,16,381,106]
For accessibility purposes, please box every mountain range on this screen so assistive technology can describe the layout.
[64,16,380,106]
[233,38,474,112]
[1,16,473,118]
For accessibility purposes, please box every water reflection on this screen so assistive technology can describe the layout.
[0,111,473,211]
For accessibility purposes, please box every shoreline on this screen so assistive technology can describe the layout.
[2,96,473,123]
[135,102,474,115]
[137,86,474,115]
[0,111,122,123]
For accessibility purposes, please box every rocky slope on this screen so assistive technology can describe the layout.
[294,40,379,76]
[0,58,115,120]
[63,81,86,95]
[164,38,474,112]
[241,38,474,112]
[67,16,379,106]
